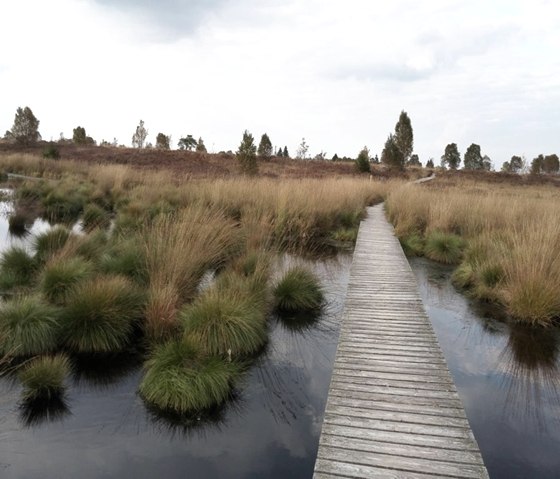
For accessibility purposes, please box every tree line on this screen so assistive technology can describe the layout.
[3,106,559,175]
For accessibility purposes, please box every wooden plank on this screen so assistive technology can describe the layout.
[313,204,488,478]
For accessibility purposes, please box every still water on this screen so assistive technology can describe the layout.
[0,193,352,479]
[411,257,560,479]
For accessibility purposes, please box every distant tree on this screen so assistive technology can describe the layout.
[531,155,543,175]
[355,147,371,173]
[314,151,327,161]
[441,143,461,169]
[509,155,524,173]
[332,153,339,161]
[501,161,511,172]
[407,153,421,167]
[482,155,493,171]
[543,154,559,174]
[178,134,197,151]
[463,144,483,170]
[426,158,435,168]
[6,107,41,145]
[394,110,414,162]
[132,120,148,148]
[295,138,309,160]
[72,126,94,145]
[283,146,289,158]
[155,133,170,150]
[236,130,257,175]
[196,137,207,153]
[381,134,404,170]
[372,154,379,164]
[257,133,273,157]
[276,147,283,156]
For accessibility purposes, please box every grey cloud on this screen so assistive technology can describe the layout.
[93,0,229,38]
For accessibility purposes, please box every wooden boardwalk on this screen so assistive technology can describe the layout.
[313,204,488,479]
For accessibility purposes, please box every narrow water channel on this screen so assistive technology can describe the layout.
[411,257,560,479]
[0,191,352,479]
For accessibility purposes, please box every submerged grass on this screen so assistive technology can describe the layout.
[19,354,71,401]
[139,339,241,414]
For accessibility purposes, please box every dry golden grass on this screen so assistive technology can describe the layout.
[387,180,560,325]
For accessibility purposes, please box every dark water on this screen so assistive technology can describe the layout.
[0,191,352,479]
[411,257,560,479]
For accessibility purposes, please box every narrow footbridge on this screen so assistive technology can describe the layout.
[313,204,488,479]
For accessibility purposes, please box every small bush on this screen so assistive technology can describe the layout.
[42,146,60,160]
[139,339,241,414]
[400,233,424,256]
[34,227,71,263]
[82,203,111,231]
[40,257,94,304]
[61,275,145,353]
[424,231,464,264]
[181,286,268,357]
[0,246,37,290]
[19,354,70,401]
[0,296,61,357]
[273,266,324,312]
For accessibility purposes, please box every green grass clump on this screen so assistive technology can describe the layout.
[0,296,61,357]
[139,339,241,414]
[19,354,70,401]
[0,246,37,290]
[34,227,71,263]
[82,203,111,231]
[273,266,324,312]
[61,275,145,353]
[181,286,268,357]
[42,188,86,223]
[331,227,358,243]
[424,231,464,264]
[8,213,28,236]
[400,233,424,256]
[100,238,148,285]
[74,230,108,262]
[40,257,94,305]
[451,262,474,289]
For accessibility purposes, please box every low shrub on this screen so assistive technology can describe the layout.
[40,257,94,304]
[139,339,241,414]
[424,231,464,264]
[273,266,324,312]
[19,354,70,401]
[61,275,145,353]
[0,296,61,356]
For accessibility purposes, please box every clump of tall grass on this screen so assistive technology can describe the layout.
[181,284,268,357]
[100,237,148,285]
[273,266,324,312]
[0,296,61,357]
[34,227,71,263]
[40,257,94,305]
[424,231,464,264]
[8,213,28,236]
[19,354,71,401]
[0,246,37,290]
[82,203,111,231]
[139,339,241,414]
[143,207,240,341]
[400,233,424,257]
[61,275,145,353]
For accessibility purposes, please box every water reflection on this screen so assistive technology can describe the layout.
[71,351,143,391]
[411,257,560,479]
[19,396,71,427]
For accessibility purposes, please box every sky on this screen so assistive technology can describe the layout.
[1,0,559,165]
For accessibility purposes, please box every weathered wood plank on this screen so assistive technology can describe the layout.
[313,204,488,478]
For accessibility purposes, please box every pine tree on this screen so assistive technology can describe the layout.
[196,137,207,153]
[355,147,371,173]
[236,130,257,174]
[394,110,413,162]
[283,146,289,158]
[441,143,461,169]
[257,133,273,157]
[463,144,483,170]
[155,133,170,150]
[381,134,404,170]
[7,107,41,145]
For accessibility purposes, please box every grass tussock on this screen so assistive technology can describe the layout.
[61,275,145,353]
[34,227,72,263]
[424,231,464,264]
[0,296,61,357]
[273,266,324,312]
[0,246,37,291]
[19,354,71,401]
[40,257,94,304]
[139,339,241,414]
[387,181,560,325]
[82,203,111,231]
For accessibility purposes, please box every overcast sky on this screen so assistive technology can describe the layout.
[1,0,559,165]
